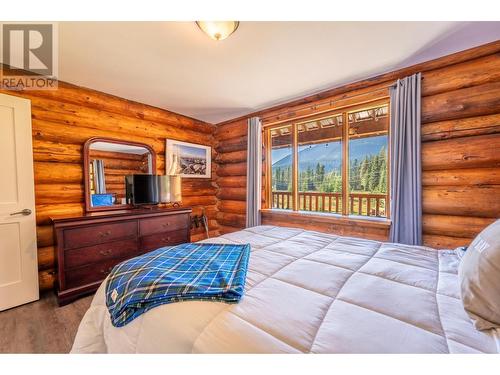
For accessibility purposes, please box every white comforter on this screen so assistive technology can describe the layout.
[71,225,498,353]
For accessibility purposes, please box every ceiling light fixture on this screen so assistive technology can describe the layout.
[195,21,239,41]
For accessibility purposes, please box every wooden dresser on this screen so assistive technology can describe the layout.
[52,207,191,305]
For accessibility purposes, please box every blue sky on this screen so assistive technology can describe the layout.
[176,144,206,159]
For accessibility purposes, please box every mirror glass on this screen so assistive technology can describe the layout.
[87,141,154,209]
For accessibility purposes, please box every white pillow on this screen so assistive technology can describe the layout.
[458,219,500,330]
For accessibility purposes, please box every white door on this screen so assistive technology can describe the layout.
[0,93,39,311]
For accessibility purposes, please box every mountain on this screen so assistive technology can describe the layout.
[272,135,387,172]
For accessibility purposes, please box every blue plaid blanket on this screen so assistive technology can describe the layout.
[105,243,251,327]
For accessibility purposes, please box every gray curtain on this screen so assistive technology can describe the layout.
[92,159,106,194]
[389,73,422,245]
[246,117,262,227]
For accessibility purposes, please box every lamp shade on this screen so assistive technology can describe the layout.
[157,175,171,203]
[158,175,182,203]
[196,21,239,41]
[170,175,182,203]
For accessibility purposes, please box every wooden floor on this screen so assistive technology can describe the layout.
[0,292,92,353]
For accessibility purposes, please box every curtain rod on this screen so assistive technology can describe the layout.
[261,75,423,124]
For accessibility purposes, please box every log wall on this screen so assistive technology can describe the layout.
[0,75,219,291]
[214,41,500,247]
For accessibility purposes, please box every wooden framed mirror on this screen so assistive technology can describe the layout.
[83,137,156,212]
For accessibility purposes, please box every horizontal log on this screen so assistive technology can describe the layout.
[421,81,500,123]
[33,140,82,163]
[104,182,125,191]
[217,162,247,177]
[260,210,389,241]
[422,134,500,170]
[422,168,500,186]
[217,187,247,201]
[104,175,128,184]
[423,234,472,249]
[215,119,248,141]
[421,113,500,142]
[181,195,217,207]
[89,150,146,161]
[218,200,247,215]
[261,209,391,230]
[36,225,54,248]
[182,187,218,197]
[181,179,217,189]
[422,214,495,238]
[37,246,55,271]
[422,53,500,97]
[103,167,141,176]
[216,212,246,228]
[216,149,248,164]
[38,269,55,292]
[36,203,84,225]
[34,161,83,184]
[217,176,247,188]
[35,183,84,204]
[215,135,248,153]
[93,157,146,171]
[422,185,500,218]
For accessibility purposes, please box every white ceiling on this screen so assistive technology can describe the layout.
[57,21,500,124]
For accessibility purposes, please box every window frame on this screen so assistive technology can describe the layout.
[263,98,391,220]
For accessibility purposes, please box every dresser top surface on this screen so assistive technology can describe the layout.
[51,206,192,226]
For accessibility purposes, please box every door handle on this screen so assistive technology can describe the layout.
[10,209,32,216]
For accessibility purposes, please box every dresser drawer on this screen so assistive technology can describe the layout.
[64,256,129,289]
[139,214,189,236]
[63,220,137,249]
[140,229,189,253]
[64,238,138,269]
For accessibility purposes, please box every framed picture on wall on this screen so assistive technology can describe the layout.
[165,139,211,178]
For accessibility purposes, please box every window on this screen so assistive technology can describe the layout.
[270,125,293,210]
[297,113,343,213]
[266,101,389,219]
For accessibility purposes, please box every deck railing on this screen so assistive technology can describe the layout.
[271,191,388,217]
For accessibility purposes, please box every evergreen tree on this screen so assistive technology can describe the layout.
[319,164,325,185]
[367,154,378,191]
[306,166,314,191]
[359,156,369,191]
[349,158,358,191]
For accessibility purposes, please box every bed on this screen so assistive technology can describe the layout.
[71,225,499,353]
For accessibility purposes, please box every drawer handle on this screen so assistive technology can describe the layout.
[162,223,171,228]
[162,237,171,242]
[98,230,112,238]
[99,249,113,256]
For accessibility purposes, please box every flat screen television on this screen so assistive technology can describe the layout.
[126,174,160,205]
